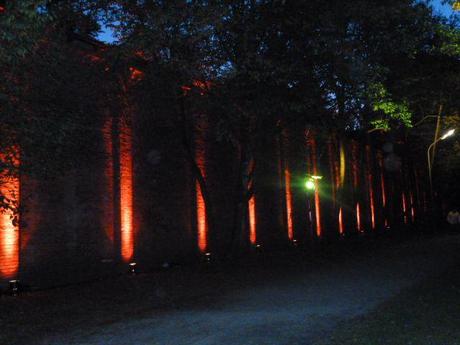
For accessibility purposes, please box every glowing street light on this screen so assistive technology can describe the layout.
[305,179,316,190]
[305,175,322,191]
[427,128,456,196]
[440,128,455,140]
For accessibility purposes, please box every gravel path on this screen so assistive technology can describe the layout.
[39,234,460,345]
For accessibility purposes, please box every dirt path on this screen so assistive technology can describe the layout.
[37,234,460,345]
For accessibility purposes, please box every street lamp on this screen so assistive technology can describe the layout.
[440,129,455,140]
[305,175,322,191]
[427,128,455,196]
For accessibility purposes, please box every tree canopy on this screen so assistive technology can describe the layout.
[0,0,459,229]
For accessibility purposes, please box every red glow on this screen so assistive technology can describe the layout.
[196,181,207,252]
[369,174,376,230]
[334,153,340,189]
[120,118,134,262]
[402,192,408,224]
[381,173,386,207]
[192,80,212,90]
[338,207,344,235]
[182,81,212,96]
[314,186,321,237]
[0,6,4,13]
[195,129,207,253]
[311,137,322,237]
[248,196,256,244]
[284,169,294,241]
[181,85,192,95]
[129,67,144,81]
[0,156,20,279]
[356,203,361,232]
[87,54,102,62]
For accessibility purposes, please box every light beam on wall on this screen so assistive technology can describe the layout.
[338,207,344,235]
[356,203,361,232]
[195,120,207,253]
[402,192,408,224]
[284,168,294,241]
[311,137,322,237]
[248,196,256,245]
[339,141,346,186]
[120,117,134,262]
[0,154,20,279]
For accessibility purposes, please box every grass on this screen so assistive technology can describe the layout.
[314,264,460,345]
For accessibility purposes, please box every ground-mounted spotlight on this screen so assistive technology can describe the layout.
[292,239,299,247]
[204,252,212,264]
[8,280,20,296]
[254,244,264,255]
[128,262,137,275]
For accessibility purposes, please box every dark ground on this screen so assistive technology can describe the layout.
[1,231,460,345]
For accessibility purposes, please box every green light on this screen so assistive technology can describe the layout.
[306,179,315,190]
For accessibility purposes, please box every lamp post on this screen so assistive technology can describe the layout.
[427,129,455,197]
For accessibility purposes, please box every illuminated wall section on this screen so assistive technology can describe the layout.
[339,141,346,187]
[284,168,294,241]
[119,117,134,262]
[402,192,408,224]
[338,141,346,235]
[310,136,322,237]
[338,207,344,235]
[0,156,20,279]
[356,203,361,231]
[195,121,207,253]
[304,134,314,234]
[248,196,257,245]
[351,142,361,232]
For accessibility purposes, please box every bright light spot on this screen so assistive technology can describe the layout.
[441,129,455,140]
[306,179,316,190]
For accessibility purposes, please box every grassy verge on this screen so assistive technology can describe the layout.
[314,264,460,345]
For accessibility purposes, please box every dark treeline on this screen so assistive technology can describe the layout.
[0,0,459,239]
